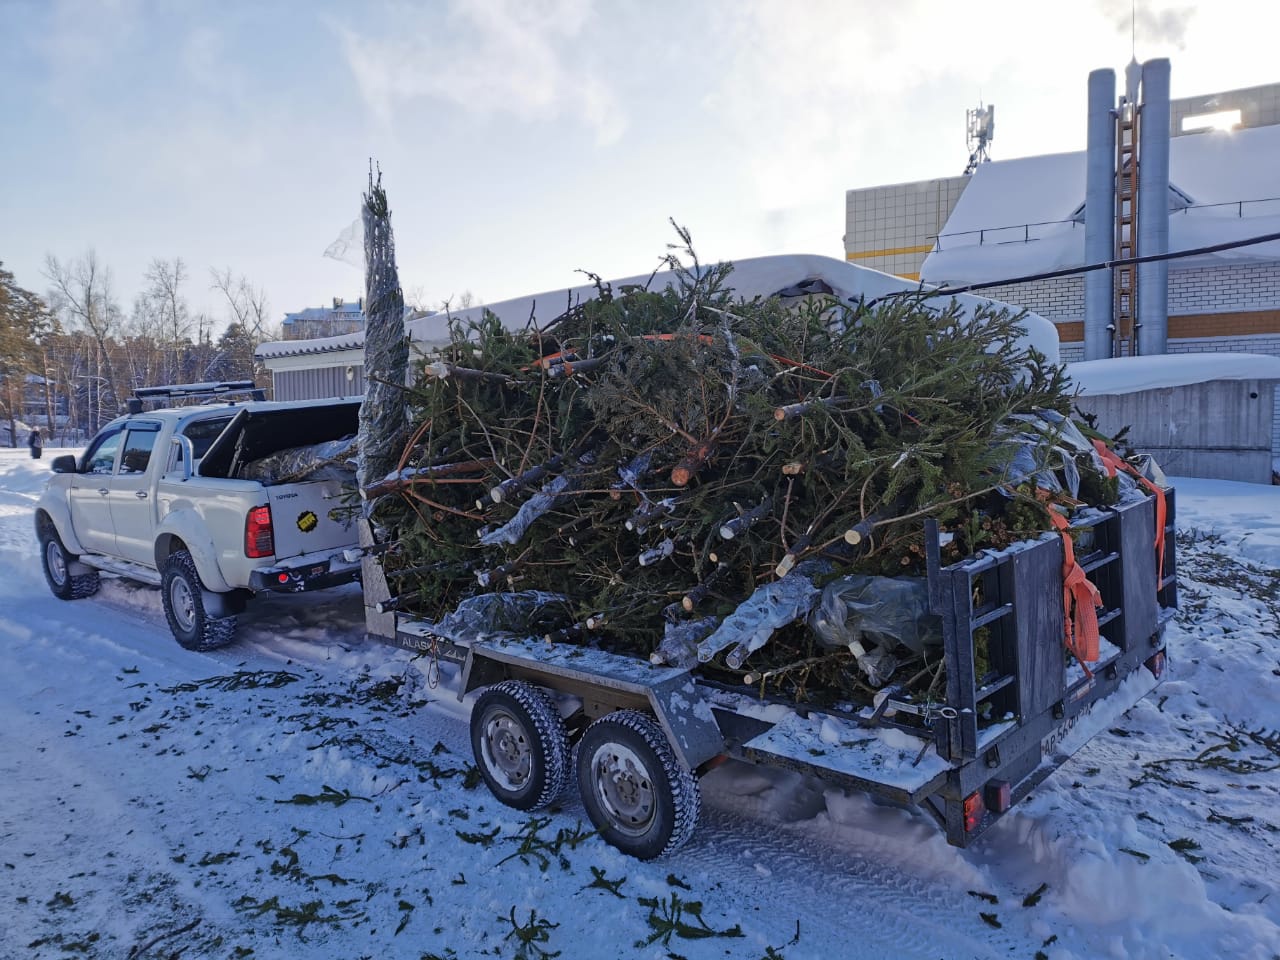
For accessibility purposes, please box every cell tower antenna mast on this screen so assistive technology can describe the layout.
[965,102,996,175]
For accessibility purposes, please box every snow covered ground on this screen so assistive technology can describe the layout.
[2,448,1278,959]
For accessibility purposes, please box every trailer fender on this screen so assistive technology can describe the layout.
[154,509,233,594]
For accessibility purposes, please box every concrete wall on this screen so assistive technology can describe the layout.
[1074,379,1277,483]
[979,263,1280,459]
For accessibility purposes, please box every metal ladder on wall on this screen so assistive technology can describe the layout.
[1113,102,1140,356]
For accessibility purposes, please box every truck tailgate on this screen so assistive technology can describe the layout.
[266,479,354,561]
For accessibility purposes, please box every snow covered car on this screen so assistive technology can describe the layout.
[34,383,362,650]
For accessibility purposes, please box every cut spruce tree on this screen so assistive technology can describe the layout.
[363,229,1121,708]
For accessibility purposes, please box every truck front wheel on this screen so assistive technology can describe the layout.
[39,526,99,601]
[576,710,700,860]
[470,680,571,811]
[161,549,236,651]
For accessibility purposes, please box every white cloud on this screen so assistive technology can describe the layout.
[332,0,625,145]
[1096,0,1197,51]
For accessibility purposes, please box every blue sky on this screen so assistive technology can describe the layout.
[3,0,1279,332]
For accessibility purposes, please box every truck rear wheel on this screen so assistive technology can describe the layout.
[39,525,99,601]
[161,549,236,651]
[576,710,700,860]
[471,680,570,811]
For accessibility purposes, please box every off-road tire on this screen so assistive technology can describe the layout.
[471,680,571,811]
[161,549,237,651]
[576,709,700,860]
[40,525,99,601]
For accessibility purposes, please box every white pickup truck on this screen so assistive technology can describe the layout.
[34,385,364,650]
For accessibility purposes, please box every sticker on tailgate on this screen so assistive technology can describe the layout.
[297,510,319,533]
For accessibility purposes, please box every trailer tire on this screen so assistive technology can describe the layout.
[161,549,237,651]
[39,525,99,601]
[471,680,570,811]
[576,710,700,860]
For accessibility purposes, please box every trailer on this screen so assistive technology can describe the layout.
[356,485,1175,859]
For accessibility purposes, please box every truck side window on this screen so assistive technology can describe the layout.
[120,427,160,474]
[83,428,123,475]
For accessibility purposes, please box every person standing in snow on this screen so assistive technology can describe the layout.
[28,428,42,460]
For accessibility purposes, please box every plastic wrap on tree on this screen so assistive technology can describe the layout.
[651,617,719,667]
[697,561,829,667]
[418,591,572,645]
[479,475,572,546]
[358,167,410,503]
[809,575,942,661]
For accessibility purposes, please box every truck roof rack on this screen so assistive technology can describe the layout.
[127,380,266,414]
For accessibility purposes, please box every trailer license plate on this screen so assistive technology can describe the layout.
[1042,699,1098,759]
[1042,718,1076,759]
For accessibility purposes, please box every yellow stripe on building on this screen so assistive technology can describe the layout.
[845,243,935,260]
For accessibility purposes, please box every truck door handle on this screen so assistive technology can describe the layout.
[98,488,109,496]
[135,490,149,500]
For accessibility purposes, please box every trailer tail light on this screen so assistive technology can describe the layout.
[1144,650,1167,679]
[963,791,986,833]
[985,780,1012,815]
[245,505,275,558]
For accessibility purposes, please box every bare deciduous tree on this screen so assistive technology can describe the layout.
[44,251,126,431]
[211,268,273,342]
[211,268,274,389]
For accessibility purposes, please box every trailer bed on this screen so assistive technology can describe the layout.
[366,486,1176,848]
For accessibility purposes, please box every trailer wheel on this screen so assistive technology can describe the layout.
[577,710,700,860]
[39,523,99,601]
[471,680,570,811]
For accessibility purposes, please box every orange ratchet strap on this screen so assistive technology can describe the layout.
[1090,439,1167,586]
[1047,507,1102,675]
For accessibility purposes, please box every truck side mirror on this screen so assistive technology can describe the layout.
[50,454,78,474]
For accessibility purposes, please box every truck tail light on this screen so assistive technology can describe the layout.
[245,505,274,558]
[963,791,986,833]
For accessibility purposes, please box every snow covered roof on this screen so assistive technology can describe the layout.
[256,254,1060,364]
[256,331,365,359]
[283,301,365,325]
[1067,352,1280,396]
[922,123,1280,286]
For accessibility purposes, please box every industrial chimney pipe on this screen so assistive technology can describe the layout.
[1137,58,1171,355]
[1084,68,1117,360]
